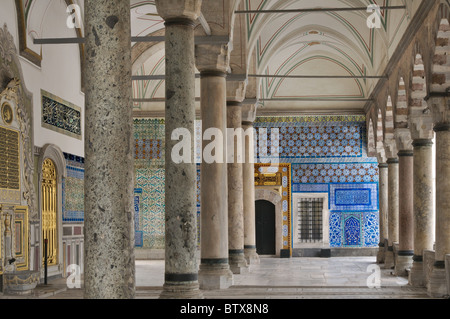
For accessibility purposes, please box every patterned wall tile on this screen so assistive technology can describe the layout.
[63,153,84,223]
[292,163,379,184]
[329,183,378,212]
[343,213,362,247]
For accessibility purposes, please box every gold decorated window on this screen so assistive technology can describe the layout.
[42,158,58,266]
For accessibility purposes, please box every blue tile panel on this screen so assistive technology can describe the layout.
[62,153,85,223]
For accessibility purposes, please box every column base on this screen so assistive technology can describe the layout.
[427,263,448,298]
[160,282,204,299]
[376,243,386,264]
[394,252,414,277]
[446,255,450,297]
[244,247,260,265]
[384,248,395,269]
[229,252,249,275]
[198,262,233,290]
[409,259,425,287]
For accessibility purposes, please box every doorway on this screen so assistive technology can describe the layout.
[255,200,276,255]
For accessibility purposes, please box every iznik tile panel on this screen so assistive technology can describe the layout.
[329,183,378,212]
[62,153,84,223]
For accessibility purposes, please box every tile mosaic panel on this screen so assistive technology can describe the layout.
[344,214,362,247]
[41,90,82,140]
[292,163,379,184]
[135,168,165,249]
[254,115,370,164]
[62,153,84,223]
[134,118,165,169]
[329,183,378,212]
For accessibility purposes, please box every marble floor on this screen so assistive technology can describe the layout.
[10,256,442,300]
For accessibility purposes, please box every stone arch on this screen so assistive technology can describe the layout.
[254,188,283,257]
[384,95,397,159]
[376,107,386,162]
[367,117,377,157]
[395,76,409,129]
[430,4,450,94]
[410,53,428,109]
[37,144,67,279]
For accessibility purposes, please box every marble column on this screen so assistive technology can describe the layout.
[395,149,414,276]
[227,101,249,274]
[427,94,450,297]
[155,0,202,299]
[377,163,389,264]
[408,139,434,286]
[196,45,233,290]
[84,0,135,299]
[384,158,399,270]
[242,120,260,265]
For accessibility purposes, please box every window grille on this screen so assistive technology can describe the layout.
[298,198,323,243]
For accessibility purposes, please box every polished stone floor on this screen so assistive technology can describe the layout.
[1,256,444,299]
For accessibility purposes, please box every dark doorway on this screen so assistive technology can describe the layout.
[255,200,276,255]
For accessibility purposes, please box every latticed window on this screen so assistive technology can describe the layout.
[298,198,323,243]
[42,158,58,266]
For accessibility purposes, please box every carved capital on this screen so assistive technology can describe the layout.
[195,43,230,74]
[242,103,258,124]
[227,80,247,103]
[409,107,434,140]
[155,0,202,22]
[426,93,450,127]
[384,138,398,159]
[394,128,413,151]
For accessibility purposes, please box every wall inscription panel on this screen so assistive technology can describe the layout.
[41,90,82,140]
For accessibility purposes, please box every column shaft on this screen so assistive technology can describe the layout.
[428,125,450,297]
[242,122,259,265]
[377,163,389,264]
[84,0,135,299]
[161,18,201,299]
[385,158,399,269]
[409,139,434,286]
[395,151,414,276]
[227,102,248,274]
[198,72,233,289]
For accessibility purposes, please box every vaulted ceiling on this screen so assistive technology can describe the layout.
[19,0,425,116]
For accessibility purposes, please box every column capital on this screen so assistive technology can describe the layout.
[394,128,413,152]
[409,107,435,140]
[384,138,398,159]
[155,0,202,22]
[241,103,258,124]
[227,80,247,104]
[425,92,450,128]
[196,43,230,74]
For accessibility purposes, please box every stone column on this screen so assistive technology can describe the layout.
[393,128,414,276]
[384,157,399,270]
[196,44,233,290]
[377,163,389,264]
[227,99,249,274]
[84,0,135,299]
[427,94,450,297]
[395,149,414,276]
[409,139,434,286]
[241,105,259,265]
[155,0,202,299]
